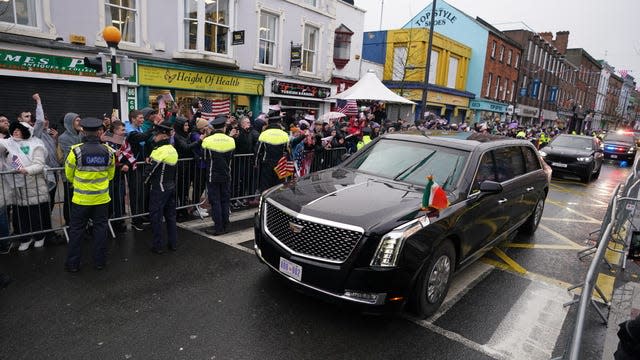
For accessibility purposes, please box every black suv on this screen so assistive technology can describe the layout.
[602,131,637,162]
[254,134,550,317]
[539,134,603,183]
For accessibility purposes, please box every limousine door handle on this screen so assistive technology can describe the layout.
[525,187,535,192]
[497,198,508,204]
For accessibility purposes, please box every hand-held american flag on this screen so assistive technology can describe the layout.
[199,97,231,118]
[11,155,24,170]
[335,99,358,116]
[275,154,295,179]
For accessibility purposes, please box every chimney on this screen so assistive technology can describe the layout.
[555,31,569,54]
[539,32,553,43]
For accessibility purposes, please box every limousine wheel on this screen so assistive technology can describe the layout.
[412,241,455,318]
[521,196,545,235]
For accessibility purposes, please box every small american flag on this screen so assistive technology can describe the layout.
[200,98,231,119]
[274,154,295,179]
[619,69,629,78]
[335,99,358,116]
[11,155,24,170]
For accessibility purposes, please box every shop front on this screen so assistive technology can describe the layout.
[541,109,558,129]
[0,48,136,125]
[514,104,539,126]
[469,99,508,124]
[391,87,472,124]
[137,60,264,120]
[263,76,334,124]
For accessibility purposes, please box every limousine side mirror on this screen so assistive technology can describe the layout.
[479,180,503,194]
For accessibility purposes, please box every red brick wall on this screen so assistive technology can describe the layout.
[481,32,521,101]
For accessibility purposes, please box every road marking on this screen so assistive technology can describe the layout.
[537,224,586,249]
[491,248,527,274]
[178,224,255,255]
[595,273,615,303]
[604,241,624,266]
[214,228,255,245]
[504,243,585,250]
[407,318,507,360]
[540,217,601,224]
[546,199,603,222]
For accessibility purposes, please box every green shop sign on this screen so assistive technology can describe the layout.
[0,48,136,82]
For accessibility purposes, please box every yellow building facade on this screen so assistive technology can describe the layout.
[383,28,474,122]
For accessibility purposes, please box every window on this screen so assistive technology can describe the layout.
[258,11,278,66]
[502,78,508,100]
[447,57,458,88]
[494,76,500,99]
[183,0,230,55]
[522,147,541,173]
[301,0,317,6]
[532,45,538,64]
[507,49,512,66]
[429,50,438,84]
[333,24,353,69]
[392,46,407,81]
[491,41,497,59]
[526,40,533,61]
[510,80,516,102]
[485,73,492,97]
[499,46,504,62]
[473,151,496,192]
[0,0,37,27]
[494,147,526,182]
[105,0,138,44]
[302,24,319,73]
[514,53,520,69]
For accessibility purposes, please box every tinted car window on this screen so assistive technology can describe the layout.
[345,139,468,189]
[522,147,541,173]
[472,151,496,192]
[604,132,635,144]
[494,146,526,182]
[551,135,594,150]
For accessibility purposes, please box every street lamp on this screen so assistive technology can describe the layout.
[102,26,121,119]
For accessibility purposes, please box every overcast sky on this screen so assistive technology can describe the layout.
[353,0,639,82]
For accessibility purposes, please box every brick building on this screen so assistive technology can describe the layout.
[564,48,603,132]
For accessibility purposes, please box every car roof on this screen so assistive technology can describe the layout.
[554,134,593,140]
[381,133,534,152]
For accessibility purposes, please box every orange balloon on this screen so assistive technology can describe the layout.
[102,26,121,44]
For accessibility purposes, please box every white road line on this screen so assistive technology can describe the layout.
[214,228,255,245]
[178,224,255,255]
[486,281,573,360]
[540,217,600,224]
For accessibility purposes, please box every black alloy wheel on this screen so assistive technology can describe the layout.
[521,196,545,235]
[412,241,455,318]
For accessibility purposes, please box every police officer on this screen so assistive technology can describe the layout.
[145,121,178,253]
[255,111,304,192]
[202,116,236,236]
[64,117,115,272]
[356,127,373,150]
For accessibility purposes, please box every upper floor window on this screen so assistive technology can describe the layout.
[391,46,407,81]
[499,46,504,62]
[485,73,492,97]
[447,57,458,88]
[105,0,138,44]
[507,49,512,66]
[490,41,497,59]
[258,11,278,66]
[0,0,37,27]
[184,0,229,55]
[302,0,317,6]
[302,24,319,73]
[333,24,353,69]
[429,50,438,84]
[514,53,520,69]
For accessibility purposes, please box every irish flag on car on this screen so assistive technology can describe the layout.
[421,175,449,211]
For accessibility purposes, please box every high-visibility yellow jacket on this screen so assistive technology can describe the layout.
[145,141,178,192]
[356,135,372,150]
[516,131,526,139]
[202,131,236,182]
[65,136,115,205]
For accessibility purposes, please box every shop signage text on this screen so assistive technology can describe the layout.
[414,8,457,27]
[271,80,330,98]
[0,48,136,81]
[515,105,539,118]
[232,31,244,45]
[469,100,508,113]
[138,65,263,96]
[290,44,302,68]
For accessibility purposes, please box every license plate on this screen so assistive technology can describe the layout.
[551,162,567,168]
[610,154,618,158]
[279,257,302,281]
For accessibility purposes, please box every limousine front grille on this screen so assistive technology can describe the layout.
[264,201,363,263]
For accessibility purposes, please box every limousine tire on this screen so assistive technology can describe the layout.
[521,196,545,235]
[412,241,455,318]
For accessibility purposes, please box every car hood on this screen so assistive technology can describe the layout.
[266,168,424,232]
[544,145,593,157]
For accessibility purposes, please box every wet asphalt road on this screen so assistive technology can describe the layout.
[0,160,633,360]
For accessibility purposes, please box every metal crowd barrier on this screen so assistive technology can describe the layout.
[0,148,348,242]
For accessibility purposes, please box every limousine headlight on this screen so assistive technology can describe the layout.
[371,216,429,267]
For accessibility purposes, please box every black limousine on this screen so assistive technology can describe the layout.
[254,134,550,317]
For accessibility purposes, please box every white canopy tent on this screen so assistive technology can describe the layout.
[329,70,415,105]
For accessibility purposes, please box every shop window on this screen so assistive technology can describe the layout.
[392,46,407,81]
[302,24,319,73]
[333,24,353,69]
[447,57,458,88]
[258,11,278,66]
[104,0,138,44]
[183,0,229,55]
[0,0,38,27]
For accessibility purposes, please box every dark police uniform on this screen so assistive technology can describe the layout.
[201,116,235,236]
[254,112,297,192]
[145,121,179,253]
[64,117,115,271]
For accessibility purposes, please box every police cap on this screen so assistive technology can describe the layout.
[80,117,103,131]
[154,121,173,135]
[267,110,284,123]
[211,115,227,129]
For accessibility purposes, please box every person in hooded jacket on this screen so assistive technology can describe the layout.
[0,121,51,251]
[56,112,82,226]
[0,116,13,253]
[172,117,202,221]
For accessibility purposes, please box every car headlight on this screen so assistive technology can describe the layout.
[628,147,636,154]
[370,216,429,267]
[577,156,593,162]
[538,151,547,157]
